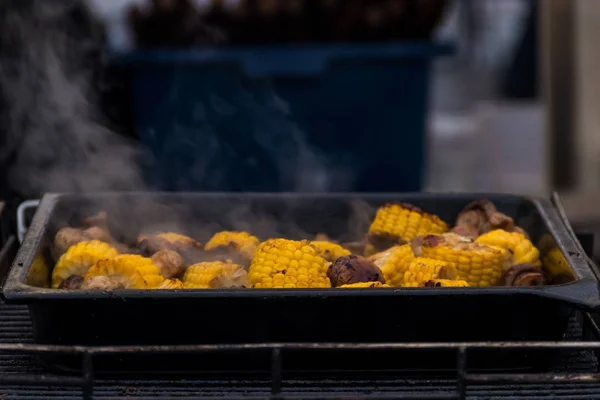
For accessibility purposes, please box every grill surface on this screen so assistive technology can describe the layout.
[0,303,598,399]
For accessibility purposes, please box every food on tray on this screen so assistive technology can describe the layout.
[414,233,509,286]
[47,198,562,290]
[327,255,385,287]
[84,255,164,290]
[183,262,248,289]
[249,239,331,288]
[205,231,260,260]
[339,282,390,288]
[476,230,540,266]
[366,203,448,255]
[424,279,470,287]
[52,240,119,288]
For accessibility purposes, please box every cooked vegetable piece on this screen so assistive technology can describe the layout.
[183,261,248,289]
[368,244,415,287]
[85,254,164,289]
[81,276,124,291]
[327,255,385,287]
[367,203,448,254]
[476,229,540,266]
[204,231,260,259]
[151,250,185,279]
[157,278,184,289]
[338,282,390,288]
[311,241,352,262]
[416,233,509,286]
[424,279,470,287]
[402,258,458,287]
[499,263,546,286]
[58,275,84,289]
[249,239,331,288]
[52,241,119,288]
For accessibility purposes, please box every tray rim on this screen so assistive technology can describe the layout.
[3,192,599,310]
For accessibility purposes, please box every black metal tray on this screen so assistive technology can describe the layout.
[2,192,599,372]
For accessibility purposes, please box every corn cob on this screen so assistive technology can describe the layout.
[249,239,331,288]
[183,261,248,289]
[368,244,415,287]
[542,247,576,284]
[476,229,540,266]
[52,241,118,288]
[417,233,509,286]
[402,258,458,287]
[204,231,260,259]
[338,282,391,288]
[85,254,164,289]
[157,278,184,289]
[367,203,448,254]
[26,254,50,288]
[310,241,352,262]
[424,279,470,287]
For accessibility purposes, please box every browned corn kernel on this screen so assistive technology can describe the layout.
[367,203,448,253]
[402,258,458,287]
[204,231,260,260]
[183,261,248,289]
[249,239,331,288]
[311,241,352,262]
[424,279,470,287]
[476,229,540,266]
[418,233,509,286]
[157,278,185,289]
[368,244,415,287]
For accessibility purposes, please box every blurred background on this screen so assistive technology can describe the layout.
[1,0,597,224]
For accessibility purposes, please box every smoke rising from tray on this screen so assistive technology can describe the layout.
[0,0,370,243]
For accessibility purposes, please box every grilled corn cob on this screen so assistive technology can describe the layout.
[417,233,509,286]
[157,278,184,289]
[476,230,540,266]
[311,241,352,262]
[85,254,164,289]
[338,282,390,288]
[183,261,248,289]
[368,244,416,287]
[26,254,50,288]
[52,241,119,288]
[367,203,448,254]
[424,279,470,287]
[542,247,575,284]
[402,258,458,287]
[249,239,331,288]
[204,231,260,259]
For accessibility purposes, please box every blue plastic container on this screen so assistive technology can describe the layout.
[113,43,453,192]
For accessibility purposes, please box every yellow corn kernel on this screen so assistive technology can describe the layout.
[476,229,540,266]
[418,233,509,286]
[249,239,331,288]
[205,231,260,259]
[183,261,248,289]
[85,254,164,289]
[52,241,119,288]
[402,258,458,287]
[338,282,391,288]
[424,279,470,287]
[542,247,576,283]
[368,244,416,287]
[368,203,448,249]
[310,241,352,262]
[157,279,184,289]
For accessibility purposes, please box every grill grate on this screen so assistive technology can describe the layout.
[0,304,598,399]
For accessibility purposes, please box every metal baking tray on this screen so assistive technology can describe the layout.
[2,192,599,372]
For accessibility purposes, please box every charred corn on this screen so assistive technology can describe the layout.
[338,282,390,288]
[249,239,331,288]
[402,258,458,287]
[157,278,184,289]
[368,244,415,287]
[476,230,540,266]
[85,254,164,289]
[311,241,352,262]
[367,203,448,253]
[183,261,248,289]
[424,279,470,287]
[417,233,509,286]
[204,231,260,259]
[52,241,118,288]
